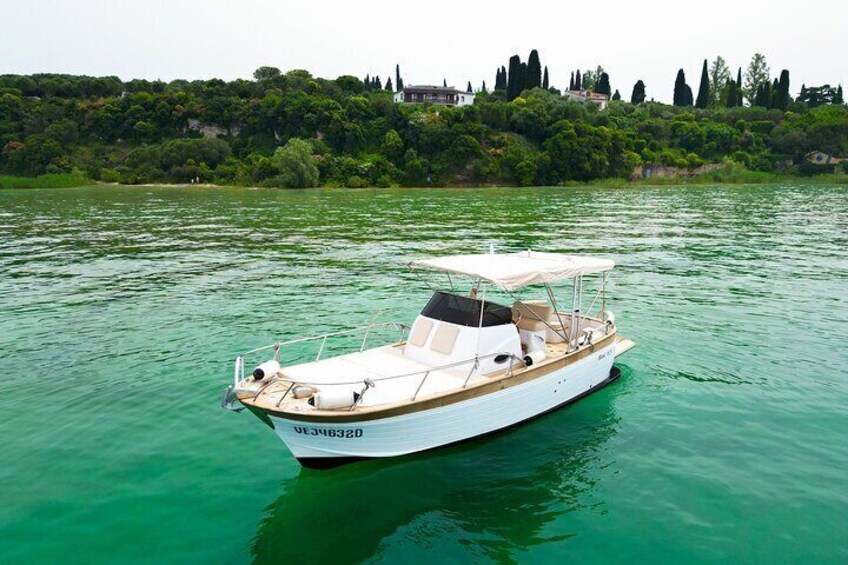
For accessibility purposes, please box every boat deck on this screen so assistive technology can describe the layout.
[239,332,632,414]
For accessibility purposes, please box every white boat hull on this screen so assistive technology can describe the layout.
[267,342,617,468]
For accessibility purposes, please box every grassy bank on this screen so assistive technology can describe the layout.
[0,173,92,189]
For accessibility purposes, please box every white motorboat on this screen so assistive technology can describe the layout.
[222,250,635,469]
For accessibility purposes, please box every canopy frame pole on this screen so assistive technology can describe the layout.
[584,272,609,318]
[409,266,437,291]
[545,283,568,344]
[475,286,487,359]
[569,276,582,353]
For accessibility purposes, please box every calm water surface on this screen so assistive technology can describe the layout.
[1,184,846,564]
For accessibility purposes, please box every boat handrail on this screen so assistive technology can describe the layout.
[238,350,525,407]
[233,321,410,386]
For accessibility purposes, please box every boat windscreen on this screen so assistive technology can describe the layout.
[420,292,514,327]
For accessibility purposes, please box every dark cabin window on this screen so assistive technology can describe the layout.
[420,292,513,327]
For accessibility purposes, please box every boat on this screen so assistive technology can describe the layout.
[222,250,635,469]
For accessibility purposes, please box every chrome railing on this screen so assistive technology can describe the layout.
[232,321,410,388]
[249,350,525,409]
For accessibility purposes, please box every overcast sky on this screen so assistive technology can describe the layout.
[2,0,846,102]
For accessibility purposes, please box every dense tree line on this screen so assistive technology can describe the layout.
[0,63,846,187]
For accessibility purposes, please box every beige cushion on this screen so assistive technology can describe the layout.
[430,324,460,355]
[408,318,434,347]
[513,300,551,331]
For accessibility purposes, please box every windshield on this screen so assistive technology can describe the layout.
[420,292,513,327]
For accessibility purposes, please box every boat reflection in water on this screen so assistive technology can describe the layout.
[249,366,627,564]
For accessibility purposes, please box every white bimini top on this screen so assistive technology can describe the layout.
[409,250,614,291]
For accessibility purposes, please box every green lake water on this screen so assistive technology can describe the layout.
[1,183,846,564]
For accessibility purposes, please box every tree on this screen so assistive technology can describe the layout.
[753,81,772,107]
[271,138,319,188]
[673,69,691,106]
[481,81,488,93]
[596,73,611,96]
[581,70,592,90]
[773,69,790,110]
[695,59,710,109]
[744,53,770,103]
[507,55,521,100]
[527,50,542,89]
[631,80,646,104]
[542,66,549,90]
[736,68,743,106]
[575,70,582,91]
[612,89,621,101]
[385,77,393,92]
[253,66,281,81]
[836,85,844,105]
[727,79,738,108]
[395,64,404,91]
[467,81,473,93]
[499,66,507,90]
[569,72,575,91]
[709,56,731,105]
[443,78,447,87]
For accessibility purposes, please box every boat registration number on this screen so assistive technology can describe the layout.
[293,426,363,438]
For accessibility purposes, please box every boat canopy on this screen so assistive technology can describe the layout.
[408,250,615,291]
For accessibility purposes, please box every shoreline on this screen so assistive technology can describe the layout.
[2,174,846,191]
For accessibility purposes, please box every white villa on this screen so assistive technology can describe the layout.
[563,90,610,110]
[393,85,476,107]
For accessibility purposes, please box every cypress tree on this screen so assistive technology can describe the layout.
[685,84,694,106]
[395,65,403,91]
[481,81,487,93]
[375,76,382,90]
[595,72,611,96]
[775,69,790,110]
[770,78,780,108]
[518,62,528,95]
[612,89,621,101]
[364,74,370,89]
[727,79,737,108]
[506,55,521,100]
[569,72,575,91]
[835,85,844,105]
[582,71,591,90]
[495,68,502,90]
[695,59,710,109]
[630,80,646,104]
[501,66,507,89]
[467,81,473,93]
[527,49,542,89]
[736,68,743,106]
[443,78,447,87]
[385,77,393,92]
[543,66,549,90]
[673,69,690,106]
[575,70,581,91]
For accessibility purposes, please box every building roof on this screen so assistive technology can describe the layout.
[566,90,609,101]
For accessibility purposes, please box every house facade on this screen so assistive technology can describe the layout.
[806,151,844,165]
[563,90,609,110]
[393,85,476,107]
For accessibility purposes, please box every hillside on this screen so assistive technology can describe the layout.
[1,70,846,187]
